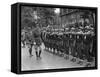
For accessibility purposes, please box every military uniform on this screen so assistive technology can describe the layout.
[33,27,42,58]
[83,34,93,62]
[76,34,83,59]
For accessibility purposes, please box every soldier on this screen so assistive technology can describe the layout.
[28,39,33,57]
[76,33,84,65]
[43,32,48,50]
[57,33,63,56]
[50,32,57,54]
[26,31,34,57]
[83,34,93,62]
[21,30,26,47]
[53,33,59,54]
[33,27,42,59]
[63,33,70,59]
[70,33,77,62]
[90,34,95,59]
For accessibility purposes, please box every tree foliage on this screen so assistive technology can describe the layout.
[21,6,55,29]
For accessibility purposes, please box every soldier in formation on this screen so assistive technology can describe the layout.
[41,25,95,67]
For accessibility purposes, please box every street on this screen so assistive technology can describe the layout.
[21,43,86,71]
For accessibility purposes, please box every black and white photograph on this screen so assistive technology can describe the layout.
[20,4,97,71]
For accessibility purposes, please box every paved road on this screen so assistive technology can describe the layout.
[21,43,85,71]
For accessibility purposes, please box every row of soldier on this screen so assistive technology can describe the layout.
[41,30,96,66]
[21,26,96,66]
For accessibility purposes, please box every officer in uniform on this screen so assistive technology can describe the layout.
[33,27,42,59]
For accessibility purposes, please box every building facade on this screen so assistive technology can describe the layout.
[60,9,94,28]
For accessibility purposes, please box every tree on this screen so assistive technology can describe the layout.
[21,6,56,29]
[36,7,55,27]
